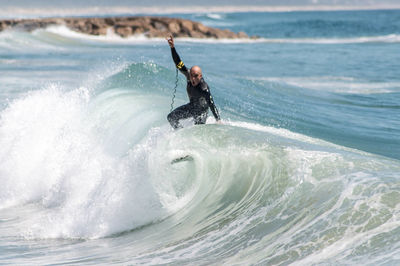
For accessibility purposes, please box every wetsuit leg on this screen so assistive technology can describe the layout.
[167,103,194,129]
[194,112,208,125]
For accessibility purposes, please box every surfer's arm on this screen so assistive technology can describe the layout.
[202,83,220,121]
[208,94,220,121]
[171,47,190,79]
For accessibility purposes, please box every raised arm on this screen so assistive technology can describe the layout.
[167,35,190,79]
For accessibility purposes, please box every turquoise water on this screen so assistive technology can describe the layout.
[0,9,399,265]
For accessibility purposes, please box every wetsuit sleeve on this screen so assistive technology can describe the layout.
[202,83,220,121]
[171,47,190,80]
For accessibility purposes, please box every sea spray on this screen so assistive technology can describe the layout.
[0,84,169,238]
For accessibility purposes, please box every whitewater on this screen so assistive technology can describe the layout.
[0,8,400,265]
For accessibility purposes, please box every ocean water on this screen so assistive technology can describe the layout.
[0,8,400,265]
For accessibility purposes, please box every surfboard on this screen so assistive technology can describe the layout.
[171,155,193,164]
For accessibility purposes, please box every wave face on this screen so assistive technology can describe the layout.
[0,9,400,266]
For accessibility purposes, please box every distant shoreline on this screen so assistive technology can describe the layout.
[0,16,254,39]
[0,5,399,19]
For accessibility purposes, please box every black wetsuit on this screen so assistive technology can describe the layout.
[167,47,220,129]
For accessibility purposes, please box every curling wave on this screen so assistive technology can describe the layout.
[0,62,399,265]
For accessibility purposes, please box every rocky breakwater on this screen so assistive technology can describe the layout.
[0,16,256,39]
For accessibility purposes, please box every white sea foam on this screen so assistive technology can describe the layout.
[37,25,161,44]
[205,13,225,20]
[37,25,248,44]
[32,25,400,45]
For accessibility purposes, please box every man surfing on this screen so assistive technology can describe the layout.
[166,35,221,129]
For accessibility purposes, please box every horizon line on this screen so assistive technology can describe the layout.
[1,5,400,18]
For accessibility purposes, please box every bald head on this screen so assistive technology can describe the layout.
[190,65,203,86]
[190,65,202,74]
